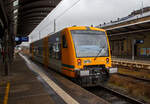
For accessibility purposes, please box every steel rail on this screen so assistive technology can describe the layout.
[117,73,150,83]
[99,85,145,104]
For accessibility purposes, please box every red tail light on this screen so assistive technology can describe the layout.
[77,59,82,66]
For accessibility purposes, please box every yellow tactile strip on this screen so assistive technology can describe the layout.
[3,82,10,104]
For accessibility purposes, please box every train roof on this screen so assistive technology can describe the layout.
[65,26,106,32]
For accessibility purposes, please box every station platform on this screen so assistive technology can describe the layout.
[0,54,109,104]
[112,57,150,70]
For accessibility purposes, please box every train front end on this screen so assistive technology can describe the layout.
[70,27,117,86]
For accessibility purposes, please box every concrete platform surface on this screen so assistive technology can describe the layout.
[0,54,55,104]
[0,54,110,104]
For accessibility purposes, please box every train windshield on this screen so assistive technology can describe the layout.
[71,30,109,58]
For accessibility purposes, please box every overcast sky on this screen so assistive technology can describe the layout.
[22,0,150,45]
[56,0,150,27]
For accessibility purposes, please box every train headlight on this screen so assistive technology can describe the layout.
[106,58,109,64]
[77,59,82,66]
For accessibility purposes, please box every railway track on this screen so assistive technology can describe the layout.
[86,85,146,104]
[117,73,150,83]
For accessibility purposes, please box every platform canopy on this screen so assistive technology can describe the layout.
[106,20,150,36]
[16,0,61,36]
[4,0,61,37]
[0,0,61,45]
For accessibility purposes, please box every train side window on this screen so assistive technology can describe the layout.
[62,35,67,48]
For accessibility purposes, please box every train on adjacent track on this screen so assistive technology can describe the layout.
[30,26,117,86]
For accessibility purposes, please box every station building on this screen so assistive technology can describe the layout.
[97,7,150,60]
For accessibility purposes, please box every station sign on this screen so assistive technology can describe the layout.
[136,40,144,44]
[15,37,29,42]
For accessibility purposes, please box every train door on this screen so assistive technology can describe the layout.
[61,32,69,66]
[61,30,75,77]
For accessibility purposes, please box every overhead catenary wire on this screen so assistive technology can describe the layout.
[55,0,81,20]
[54,0,81,32]
[32,0,81,41]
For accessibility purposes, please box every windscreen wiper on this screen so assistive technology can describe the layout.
[94,46,105,60]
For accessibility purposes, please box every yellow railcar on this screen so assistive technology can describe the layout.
[30,26,117,86]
